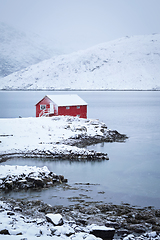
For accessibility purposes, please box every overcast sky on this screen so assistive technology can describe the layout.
[0,0,160,51]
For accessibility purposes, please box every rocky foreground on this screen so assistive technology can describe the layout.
[0,164,159,239]
[0,116,127,162]
[0,197,160,240]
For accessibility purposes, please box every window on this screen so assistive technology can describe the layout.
[66,106,70,109]
[77,106,80,109]
[77,115,80,117]
[40,105,46,110]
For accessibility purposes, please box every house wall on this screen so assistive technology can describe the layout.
[58,105,87,118]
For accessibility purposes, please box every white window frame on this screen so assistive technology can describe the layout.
[66,106,70,109]
[40,105,46,110]
[77,106,80,109]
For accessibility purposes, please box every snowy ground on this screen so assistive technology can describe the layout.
[0,165,50,179]
[0,116,125,161]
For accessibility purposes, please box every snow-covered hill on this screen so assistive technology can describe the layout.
[0,22,63,78]
[1,34,160,90]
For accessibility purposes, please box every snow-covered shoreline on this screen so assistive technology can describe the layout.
[0,116,127,162]
[0,116,129,240]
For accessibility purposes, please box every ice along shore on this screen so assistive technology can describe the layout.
[0,116,127,162]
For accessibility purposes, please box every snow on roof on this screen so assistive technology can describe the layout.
[46,94,87,106]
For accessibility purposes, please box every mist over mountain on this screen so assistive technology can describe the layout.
[0,22,64,78]
[1,33,160,90]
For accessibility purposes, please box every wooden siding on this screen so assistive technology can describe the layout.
[58,105,87,118]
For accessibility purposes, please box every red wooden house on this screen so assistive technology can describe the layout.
[35,94,87,118]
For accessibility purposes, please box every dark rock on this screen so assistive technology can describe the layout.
[116,228,130,236]
[59,175,64,183]
[26,177,35,182]
[14,207,22,212]
[34,178,44,188]
[155,209,160,217]
[126,217,139,224]
[0,229,10,235]
[5,181,13,190]
[100,128,105,133]
[152,225,160,231]
[90,226,115,240]
[62,178,68,183]
[7,211,15,216]
[105,221,120,229]
[135,212,153,221]
[16,232,23,235]
[76,218,88,226]
[146,217,157,225]
[127,224,147,233]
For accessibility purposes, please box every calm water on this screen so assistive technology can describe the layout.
[0,91,160,208]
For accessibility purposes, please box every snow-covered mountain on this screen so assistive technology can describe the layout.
[0,22,63,78]
[1,34,160,90]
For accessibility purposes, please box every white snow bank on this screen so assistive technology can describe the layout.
[50,224,75,236]
[89,224,114,231]
[0,164,67,191]
[0,165,50,179]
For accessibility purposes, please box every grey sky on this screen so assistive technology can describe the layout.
[0,0,160,51]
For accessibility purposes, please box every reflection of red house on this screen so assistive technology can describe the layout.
[35,94,87,118]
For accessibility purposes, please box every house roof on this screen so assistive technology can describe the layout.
[46,94,87,106]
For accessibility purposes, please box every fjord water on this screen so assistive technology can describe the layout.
[0,91,160,208]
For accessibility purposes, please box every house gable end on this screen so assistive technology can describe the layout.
[35,96,52,106]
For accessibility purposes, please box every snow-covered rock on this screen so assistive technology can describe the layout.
[46,213,64,226]
[89,224,115,240]
[1,34,160,90]
[0,165,67,190]
[0,165,50,179]
[50,224,75,236]
[0,116,127,161]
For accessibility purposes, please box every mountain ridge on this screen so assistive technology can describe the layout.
[1,33,160,90]
[0,22,63,78]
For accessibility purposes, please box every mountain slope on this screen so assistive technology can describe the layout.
[0,22,62,78]
[1,34,160,90]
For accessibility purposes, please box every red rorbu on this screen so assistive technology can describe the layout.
[35,94,87,118]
